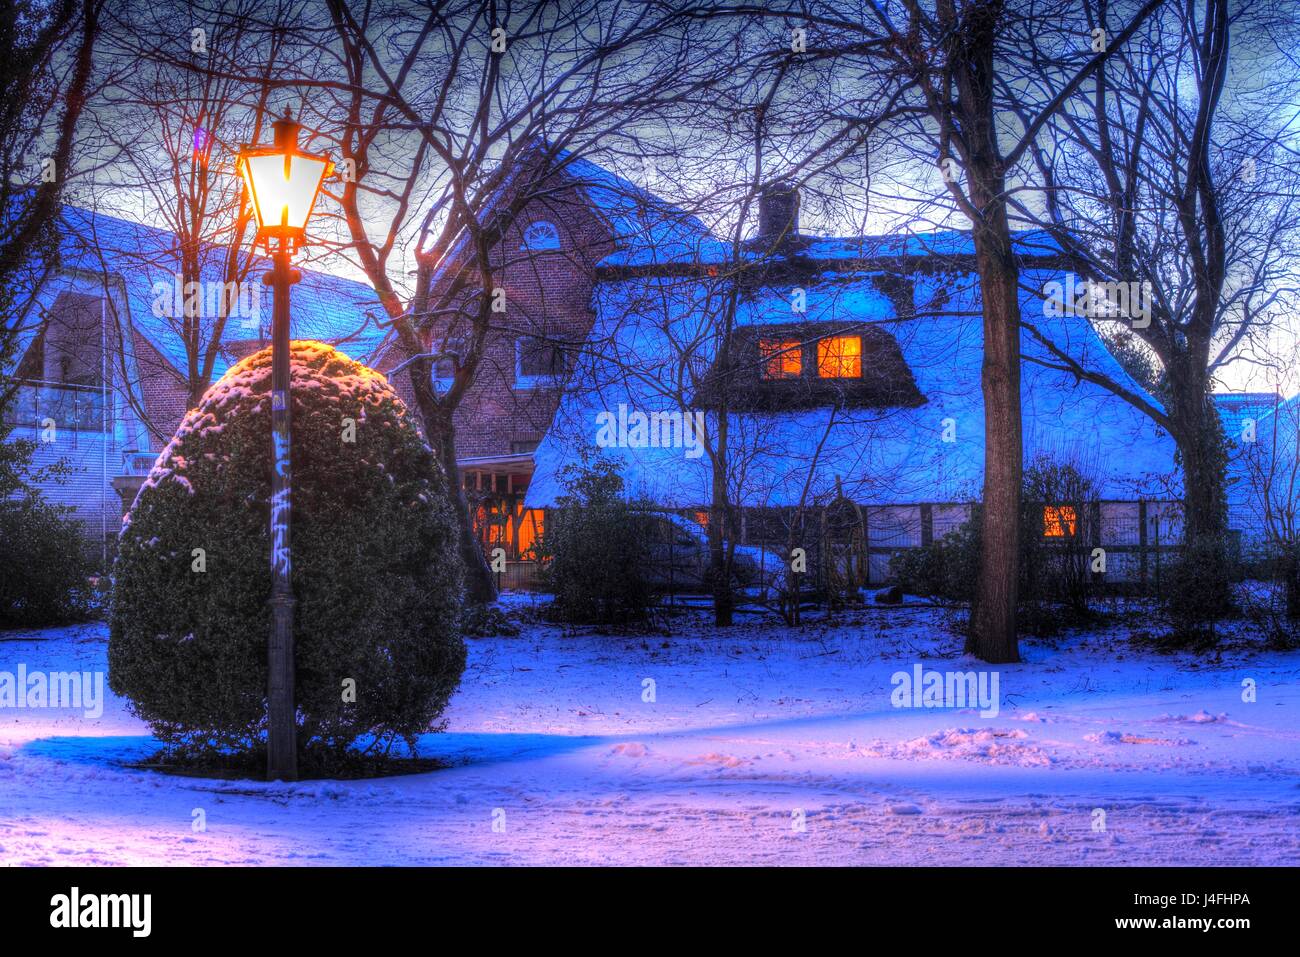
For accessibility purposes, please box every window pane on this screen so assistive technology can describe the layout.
[519,337,568,378]
[759,338,802,379]
[521,221,561,251]
[817,335,862,378]
[1044,505,1078,538]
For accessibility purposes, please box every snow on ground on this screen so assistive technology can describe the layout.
[2,599,1298,866]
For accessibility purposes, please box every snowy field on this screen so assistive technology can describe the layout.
[2,598,1298,866]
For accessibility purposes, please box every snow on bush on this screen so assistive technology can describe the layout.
[109,341,464,769]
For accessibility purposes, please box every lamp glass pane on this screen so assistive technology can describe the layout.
[244,153,329,232]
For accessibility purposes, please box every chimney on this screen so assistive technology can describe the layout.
[757,182,800,243]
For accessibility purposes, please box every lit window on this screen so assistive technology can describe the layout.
[1043,505,1078,538]
[520,221,561,251]
[759,338,802,379]
[817,335,862,378]
[517,508,544,558]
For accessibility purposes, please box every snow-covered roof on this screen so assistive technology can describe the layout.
[526,257,1179,509]
[1214,392,1282,448]
[558,150,715,263]
[48,206,387,379]
[598,227,1064,269]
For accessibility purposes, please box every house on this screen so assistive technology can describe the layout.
[1221,392,1300,562]
[513,183,1198,586]
[3,205,386,564]
[370,145,1298,590]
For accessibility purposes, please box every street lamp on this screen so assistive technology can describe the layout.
[237,108,333,782]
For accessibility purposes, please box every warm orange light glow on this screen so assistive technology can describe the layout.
[1044,505,1078,538]
[517,508,544,558]
[817,335,862,378]
[236,112,333,244]
[759,338,802,379]
[239,152,331,238]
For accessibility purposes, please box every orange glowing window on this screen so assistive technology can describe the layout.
[759,338,802,379]
[517,508,544,558]
[817,335,862,378]
[1043,505,1078,538]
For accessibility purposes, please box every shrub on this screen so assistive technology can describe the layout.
[0,493,93,628]
[888,520,979,602]
[535,455,653,625]
[889,455,1100,634]
[1022,455,1099,622]
[0,411,94,628]
[109,342,465,770]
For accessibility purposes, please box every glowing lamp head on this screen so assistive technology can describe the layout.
[237,110,333,245]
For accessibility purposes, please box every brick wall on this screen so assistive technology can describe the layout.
[130,330,189,447]
[379,160,616,460]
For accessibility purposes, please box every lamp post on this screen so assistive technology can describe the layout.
[237,109,333,782]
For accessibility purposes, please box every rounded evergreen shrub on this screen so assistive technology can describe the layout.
[109,341,464,770]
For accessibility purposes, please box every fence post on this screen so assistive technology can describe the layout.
[1138,499,1148,591]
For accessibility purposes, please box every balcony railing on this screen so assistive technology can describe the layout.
[2,379,111,434]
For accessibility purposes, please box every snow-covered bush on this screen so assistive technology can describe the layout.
[109,342,464,769]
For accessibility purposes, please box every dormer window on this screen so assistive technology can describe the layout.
[693,322,923,414]
[759,338,802,379]
[817,335,862,378]
[521,220,561,252]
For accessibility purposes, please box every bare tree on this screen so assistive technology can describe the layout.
[1,0,99,368]
[279,0,737,602]
[1012,0,1300,616]
[1,0,99,500]
[783,0,1164,661]
[83,0,302,426]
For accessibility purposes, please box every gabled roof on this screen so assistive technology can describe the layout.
[415,141,717,296]
[526,253,1178,509]
[48,206,387,379]
[557,150,715,262]
[372,142,718,369]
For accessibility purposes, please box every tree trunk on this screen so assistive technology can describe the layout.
[1284,549,1300,621]
[408,359,498,605]
[966,215,1023,664]
[1170,387,1228,544]
[1166,372,1233,616]
[435,430,499,606]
